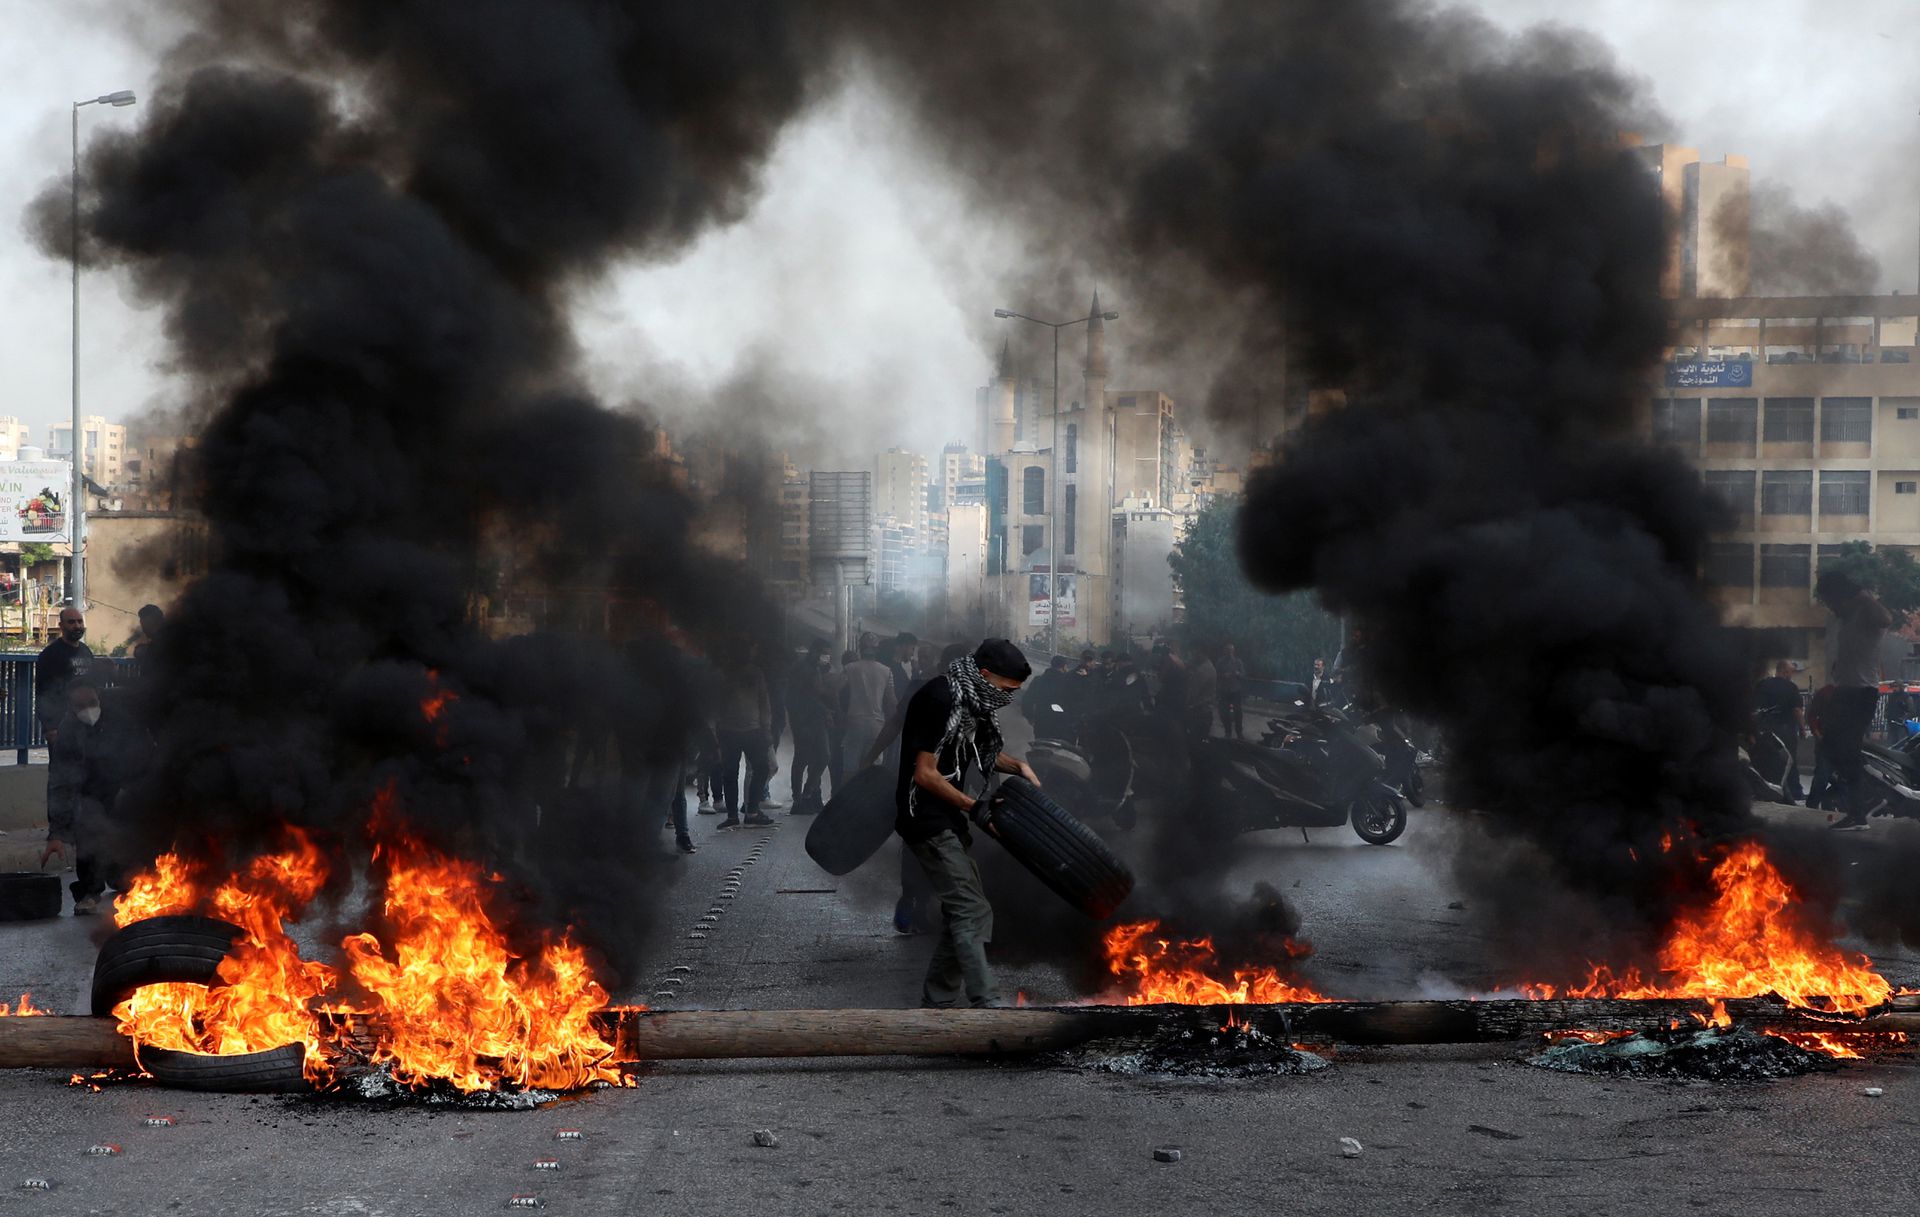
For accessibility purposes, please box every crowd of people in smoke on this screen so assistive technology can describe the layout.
[1748,567,1896,829]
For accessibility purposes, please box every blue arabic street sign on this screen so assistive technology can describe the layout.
[1665,359,1753,389]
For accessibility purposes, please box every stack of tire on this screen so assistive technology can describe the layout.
[91,915,309,1093]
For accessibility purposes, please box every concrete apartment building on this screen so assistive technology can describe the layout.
[0,417,29,460]
[1650,294,1920,672]
[1630,141,1751,299]
[49,414,128,486]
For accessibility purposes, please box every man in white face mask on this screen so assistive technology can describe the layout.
[43,683,150,914]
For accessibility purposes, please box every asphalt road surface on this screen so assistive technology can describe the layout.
[2,737,1918,1217]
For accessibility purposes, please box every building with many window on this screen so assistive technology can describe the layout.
[1648,294,1920,672]
[48,414,127,486]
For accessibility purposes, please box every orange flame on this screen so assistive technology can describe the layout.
[0,993,49,1016]
[340,830,622,1092]
[113,852,207,927]
[1767,1030,1862,1059]
[111,829,337,1080]
[1102,921,1330,1005]
[1523,841,1890,1016]
[107,801,627,1093]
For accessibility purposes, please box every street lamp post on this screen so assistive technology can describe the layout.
[993,303,1119,656]
[70,89,136,609]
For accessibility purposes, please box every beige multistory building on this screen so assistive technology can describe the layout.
[1648,294,1920,676]
[774,455,809,589]
[978,293,1222,647]
[1628,140,1750,299]
[48,414,128,486]
[874,448,929,543]
[0,417,29,460]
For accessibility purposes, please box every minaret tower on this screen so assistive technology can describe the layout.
[992,337,1017,454]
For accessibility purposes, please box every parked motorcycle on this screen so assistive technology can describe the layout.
[1200,705,1407,845]
[1852,734,1920,822]
[1025,700,1139,830]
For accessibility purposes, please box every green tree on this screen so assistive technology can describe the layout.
[18,543,56,567]
[1168,495,1341,681]
[1817,541,1920,624]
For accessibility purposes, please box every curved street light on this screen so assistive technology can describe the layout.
[71,89,136,608]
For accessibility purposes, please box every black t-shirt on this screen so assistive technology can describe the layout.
[1754,676,1801,725]
[894,678,976,844]
[35,638,96,731]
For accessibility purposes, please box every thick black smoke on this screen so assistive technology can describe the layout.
[46,0,1903,997]
[36,1,820,982]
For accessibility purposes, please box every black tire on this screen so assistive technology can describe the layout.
[1351,793,1407,845]
[981,777,1134,919]
[805,766,899,876]
[0,872,62,922]
[139,1043,311,1094]
[91,915,243,1016]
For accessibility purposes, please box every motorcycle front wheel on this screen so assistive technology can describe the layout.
[1350,794,1407,845]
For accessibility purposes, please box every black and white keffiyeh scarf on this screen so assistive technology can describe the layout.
[907,658,1013,818]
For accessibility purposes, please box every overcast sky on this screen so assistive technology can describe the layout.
[3,0,1917,459]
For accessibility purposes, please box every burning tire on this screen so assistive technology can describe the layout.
[1350,792,1407,846]
[90,915,243,1016]
[0,872,62,922]
[805,766,898,876]
[979,777,1134,919]
[138,1042,311,1094]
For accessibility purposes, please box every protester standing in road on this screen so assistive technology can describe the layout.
[714,647,775,830]
[36,606,95,829]
[1752,660,1805,803]
[786,641,835,814]
[1026,655,1076,733]
[1151,641,1188,725]
[1308,656,1330,708]
[1216,642,1247,739]
[1187,645,1218,739]
[1804,683,1839,811]
[1817,570,1892,830]
[894,639,1038,1008]
[840,640,897,777]
[43,683,149,914]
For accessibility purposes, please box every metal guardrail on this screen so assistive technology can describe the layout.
[0,652,135,765]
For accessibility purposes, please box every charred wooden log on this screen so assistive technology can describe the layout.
[3,995,1915,1072]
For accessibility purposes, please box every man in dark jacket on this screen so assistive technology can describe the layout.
[894,639,1038,1008]
[786,641,835,814]
[43,683,149,914]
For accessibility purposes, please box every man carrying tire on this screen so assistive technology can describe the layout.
[895,638,1038,1009]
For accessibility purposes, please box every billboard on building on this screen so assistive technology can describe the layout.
[0,460,71,544]
[1028,573,1077,628]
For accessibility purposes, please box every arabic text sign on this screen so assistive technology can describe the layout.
[0,460,71,544]
[1665,359,1753,389]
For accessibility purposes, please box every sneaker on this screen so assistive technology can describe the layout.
[761,799,786,811]
[893,896,919,934]
[788,803,818,816]
[676,838,698,854]
[743,812,775,827]
[716,816,741,831]
[72,895,99,916]
[697,800,716,815]
[1831,814,1870,831]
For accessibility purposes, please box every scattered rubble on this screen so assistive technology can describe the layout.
[751,1129,780,1148]
[1338,1138,1363,1158]
[1152,1147,1181,1162]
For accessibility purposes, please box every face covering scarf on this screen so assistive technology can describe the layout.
[906,658,1013,821]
